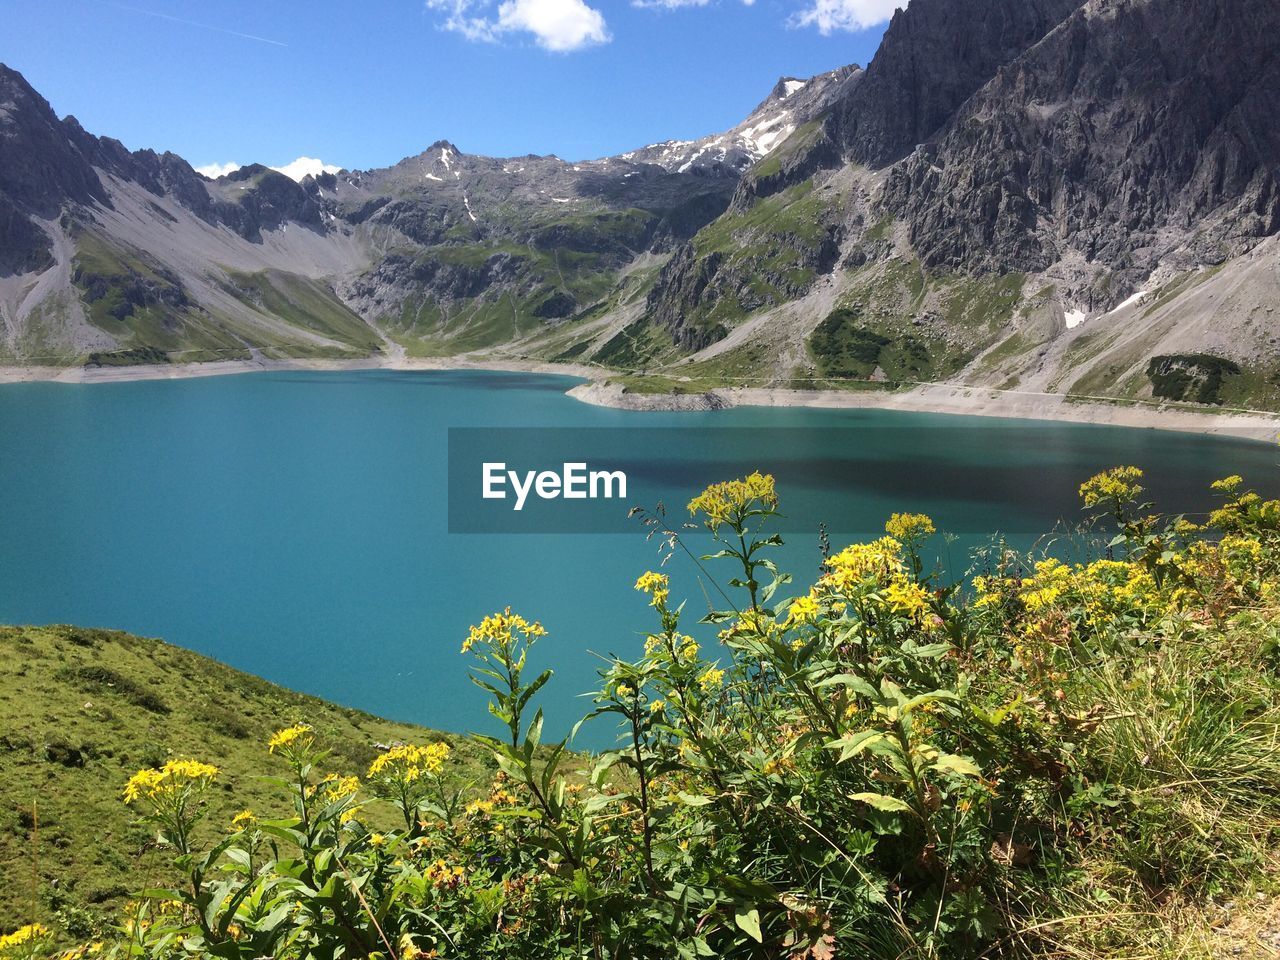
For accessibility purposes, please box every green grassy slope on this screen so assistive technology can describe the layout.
[0,625,488,936]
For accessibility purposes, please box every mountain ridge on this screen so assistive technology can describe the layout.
[2,0,1279,410]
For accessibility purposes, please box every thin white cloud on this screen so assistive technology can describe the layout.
[792,0,900,32]
[632,0,755,9]
[425,0,609,51]
[271,157,342,182]
[194,161,242,179]
[96,1,287,46]
[426,0,500,40]
[632,0,710,8]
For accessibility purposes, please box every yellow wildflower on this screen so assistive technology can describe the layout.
[786,594,820,625]
[268,723,314,754]
[697,667,725,692]
[687,471,778,531]
[1079,466,1144,508]
[423,859,466,887]
[123,759,218,804]
[885,512,935,542]
[318,774,361,804]
[230,809,257,830]
[718,610,778,644]
[462,607,546,654]
[399,933,439,960]
[762,757,794,776]
[634,571,670,607]
[0,924,50,952]
[368,742,450,782]
[823,537,904,588]
[884,577,931,619]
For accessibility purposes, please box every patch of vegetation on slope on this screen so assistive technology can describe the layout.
[516,265,668,365]
[1059,269,1273,406]
[647,179,844,350]
[0,625,487,936]
[84,346,170,367]
[371,246,614,356]
[812,262,1027,383]
[359,207,662,357]
[71,234,188,327]
[0,292,85,366]
[667,340,782,386]
[68,234,387,364]
[592,317,683,370]
[956,285,1066,391]
[808,307,934,381]
[1147,353,1243,405]
[221,269,383,356]
[70,232,249,362]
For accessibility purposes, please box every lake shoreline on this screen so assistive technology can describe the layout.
[3,355,1278,441]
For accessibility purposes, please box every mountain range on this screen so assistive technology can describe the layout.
[2,0,1278,409]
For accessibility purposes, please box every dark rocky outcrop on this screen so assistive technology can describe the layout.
[220,165,324,239]
[647,215,843,350]
[0,65,107,218]
[831,0,1085,168]
[880,0,1280,277]
[0,194,53,276]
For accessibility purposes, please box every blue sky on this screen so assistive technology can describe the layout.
[2,0,894,172]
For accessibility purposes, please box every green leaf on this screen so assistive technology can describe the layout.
[815,674,879,700]
[824,730,885,763]
[850,792,913,813]
[734,907,763,943]
[140,887,189,903]
[524,709,545,754]
[908,642,953,659]
[932,753,982,778]
[676,791,714,807]
[901,690,959,714]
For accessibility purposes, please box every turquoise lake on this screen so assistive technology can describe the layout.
[1,369,1276,746]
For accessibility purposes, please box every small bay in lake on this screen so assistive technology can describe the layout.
[1,369,1275,746]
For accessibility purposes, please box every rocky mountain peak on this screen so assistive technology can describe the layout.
[619,65,862,176]
[831,0,1085,167]
[0,65,107,217]
[769,77,809,100]
[423,139,462,157]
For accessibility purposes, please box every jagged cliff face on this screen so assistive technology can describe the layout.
[2,0,1279,410]
[882,0,1280,279]
[638,0,1280,409]
[830,0,1085,167]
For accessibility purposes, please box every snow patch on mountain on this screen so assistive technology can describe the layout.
[612,64,862,173]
